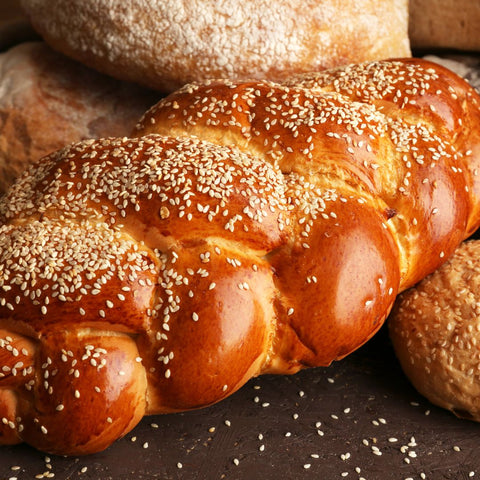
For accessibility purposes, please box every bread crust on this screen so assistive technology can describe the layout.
[0,42,158,194]
[0,58,479,454]
[19,0,410,92]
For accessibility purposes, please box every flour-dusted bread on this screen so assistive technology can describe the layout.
[19,0,410,92]
[0,58,479,455]
[0,42,159,194]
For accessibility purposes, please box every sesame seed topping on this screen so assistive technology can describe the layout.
[0,58,477,461]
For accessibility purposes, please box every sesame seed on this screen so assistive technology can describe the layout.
[0,61,475,465]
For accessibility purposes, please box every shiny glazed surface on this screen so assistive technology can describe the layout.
[0,58,479,454]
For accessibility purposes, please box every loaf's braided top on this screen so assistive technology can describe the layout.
[0,58,479,455]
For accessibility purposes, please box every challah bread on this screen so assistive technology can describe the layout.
[0,58,479,455]
[0,42,159,194]
[134,58,480,291]
[389,240,480,422]
[18,0,411,92]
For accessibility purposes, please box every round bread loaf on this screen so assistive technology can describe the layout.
[19,0,411,92]
[0,41,159,194]
[390,240,480,421]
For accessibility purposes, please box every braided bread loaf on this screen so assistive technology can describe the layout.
[0,58,480,455]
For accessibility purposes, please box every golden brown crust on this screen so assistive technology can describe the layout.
[0,42,158,194]
[17,331,147,455]
[19,0,410,92]
[135,58,480,289]
[389,240,480,422]
[0,58,479,454]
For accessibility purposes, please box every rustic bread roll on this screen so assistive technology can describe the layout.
[409,0,480,52]
[19,0,411,92]
[0,41,159,194]
[390,240,480,421]
[0,58,479,455]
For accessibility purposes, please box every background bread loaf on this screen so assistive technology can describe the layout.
[0,41,158,194]
[18,0,411,92]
